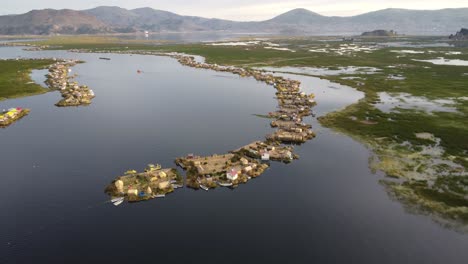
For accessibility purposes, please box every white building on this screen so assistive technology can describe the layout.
[226,169,239,181]
[261,150,270,161]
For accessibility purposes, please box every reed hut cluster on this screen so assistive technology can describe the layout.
[176,153,269,190]
[0,107,30,128]
[105,164,183,202]
[45,61,95,107]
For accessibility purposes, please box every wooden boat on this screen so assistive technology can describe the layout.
[217,181,233,187]
[111,197,125,206]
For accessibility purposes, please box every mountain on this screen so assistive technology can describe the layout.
[0,9,108,35]
[0,7,467,35]
[450,28,468,40]
[349,8,468,34]
[84,6,139,29]
[361,30,398,37]
[267,8,326,24]
[84,6,241,32]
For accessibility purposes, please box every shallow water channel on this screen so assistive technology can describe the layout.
[1,46,467,264]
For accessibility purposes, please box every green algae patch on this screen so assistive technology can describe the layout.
[0,59,55,100]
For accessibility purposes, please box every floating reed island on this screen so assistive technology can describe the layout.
[45,60,95,107]
[0,107,30,128]
[105,164,183,203]
[232,141,299,163]
[176,153,269,190]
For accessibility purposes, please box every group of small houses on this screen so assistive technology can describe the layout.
[45,60,95,107]
[176,152,269,190]
[105,164,183,203]
[176,141,298,191]
[106,140,300,203]
[0,107,30,128]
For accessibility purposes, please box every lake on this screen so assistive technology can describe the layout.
[1,46,467,264]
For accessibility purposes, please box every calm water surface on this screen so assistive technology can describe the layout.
[1,46,467,264]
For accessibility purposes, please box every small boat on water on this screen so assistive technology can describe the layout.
[172,184,183,189]
[111,197,125,206]
[155,194,166,198]
[200,184,209,191]
[99,57,111,60]
[145,163,161,172]
[217,181,233,187]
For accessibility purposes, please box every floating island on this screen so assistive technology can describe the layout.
[105,164,183,203]
[45,61,95,107]
[176,152,269,190]
[232,141,299,163]
[0,107,30,128]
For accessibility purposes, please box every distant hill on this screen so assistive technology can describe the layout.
[349,8,468,34]
[0,7,467,35]
[0,9,108,35]
[449,28,468,40]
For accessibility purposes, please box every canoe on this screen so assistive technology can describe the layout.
[111,197,125,206]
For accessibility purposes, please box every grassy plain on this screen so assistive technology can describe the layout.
[0,59,55,101]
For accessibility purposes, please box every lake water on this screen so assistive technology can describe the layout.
[116,32,274,43]
[1,46,467,264]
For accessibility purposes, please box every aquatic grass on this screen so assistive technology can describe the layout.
[0,59,55,100]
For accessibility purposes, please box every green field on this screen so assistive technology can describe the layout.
[0,59,54,101]
[19,35,468,228]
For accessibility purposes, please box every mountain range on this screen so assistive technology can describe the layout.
[0,6,467,36]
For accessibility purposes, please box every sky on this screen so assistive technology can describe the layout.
[2,0,467,20]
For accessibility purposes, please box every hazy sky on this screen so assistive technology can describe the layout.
[2,0,467,20]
